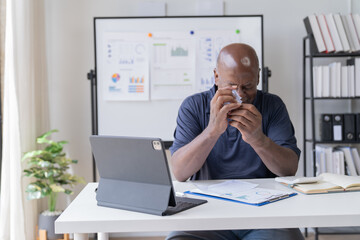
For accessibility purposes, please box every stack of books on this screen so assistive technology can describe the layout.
[312,59,360,98]
[304,13,360,53]
[315,145,360,176]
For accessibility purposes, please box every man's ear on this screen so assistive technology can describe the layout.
[214,68,219,86]
[256,68,260,86]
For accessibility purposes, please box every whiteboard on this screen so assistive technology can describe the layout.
[94,16,264,142]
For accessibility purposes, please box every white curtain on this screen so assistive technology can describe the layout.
[0,0,5,93]
[0,0,49,239]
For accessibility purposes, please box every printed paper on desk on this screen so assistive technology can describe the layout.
[188,180,296,206]
[194,180,258,195]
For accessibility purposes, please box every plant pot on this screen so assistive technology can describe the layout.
[38,210,62,240]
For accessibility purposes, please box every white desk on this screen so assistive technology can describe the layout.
[55,179,360,240]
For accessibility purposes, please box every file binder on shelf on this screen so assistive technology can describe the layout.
[344,114,356,142]
[356,114,360,141]
[332,114,344,141]
[320,114,333,141]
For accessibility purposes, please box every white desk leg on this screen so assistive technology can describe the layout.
[74,233,89,240]
[98,232,109,240]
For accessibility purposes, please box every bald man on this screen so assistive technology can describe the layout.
[167,43,303,240]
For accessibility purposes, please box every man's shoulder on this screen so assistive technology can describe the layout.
[182,89,212,108]
[257,90,285,107]
[256,91,288,118]
[258,90,283,102]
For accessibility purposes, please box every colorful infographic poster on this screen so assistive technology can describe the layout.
[102,32,149,101]
[150,32,196,100]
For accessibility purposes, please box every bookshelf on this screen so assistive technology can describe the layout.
[303,35,360,176]
[303,35,360,240]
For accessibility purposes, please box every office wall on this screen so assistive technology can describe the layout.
[44,0,351,211]
[353,1,360,18]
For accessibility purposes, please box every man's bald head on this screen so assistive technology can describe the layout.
[214,43,260,104]
[216,43,259,75]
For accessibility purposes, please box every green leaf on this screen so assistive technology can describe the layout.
[44,171,54,178]
[38,160,51,168]
[56,157,71,167]
[37,129,58,144]
[41,187,51,196]
[22,150,44,161]
[45,144,63,154]
[27,191,42,200]
[27,157,48,167]
[59,180,70,185]
[26,184,41,193]
[74,176,86,184]
[32,181,47,189]
[24,169,32,174]
[50,184,65,193]
[33,174,46,179]
[58,141,68,146]
[64,189,73,195]
[63,174,85,184]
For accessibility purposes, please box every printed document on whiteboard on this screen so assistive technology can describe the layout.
[150,31,196,100]
[101,32,150,101]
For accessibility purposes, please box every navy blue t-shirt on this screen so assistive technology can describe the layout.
[170,85,300,180]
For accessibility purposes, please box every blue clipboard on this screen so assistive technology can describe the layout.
[184,190,297,206]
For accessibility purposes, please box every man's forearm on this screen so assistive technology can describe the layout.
[171,128,220,182]
[251,136,299,176]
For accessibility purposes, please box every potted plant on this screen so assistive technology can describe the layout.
[22,129,85,239]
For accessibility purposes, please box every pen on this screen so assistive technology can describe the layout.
[268,194,290,202]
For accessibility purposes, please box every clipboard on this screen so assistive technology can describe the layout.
[184,188,297,206]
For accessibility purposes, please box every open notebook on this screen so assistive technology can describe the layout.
[276,173,360,194]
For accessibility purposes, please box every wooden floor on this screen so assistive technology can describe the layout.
[109,234,360,240]
[107,228,360,240]
[305,234,360,240]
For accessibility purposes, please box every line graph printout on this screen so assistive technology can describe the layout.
[150,32,196,100]
[196,30,241,92]
[102,32,150,101]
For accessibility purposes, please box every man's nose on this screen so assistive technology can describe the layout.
[237,89,245,98]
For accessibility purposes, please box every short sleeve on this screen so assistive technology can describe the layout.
[170,96,203,155]
[265,97,301,158]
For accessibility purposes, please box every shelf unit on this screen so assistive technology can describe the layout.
[302,35,360,240]
[303,36,360,176]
